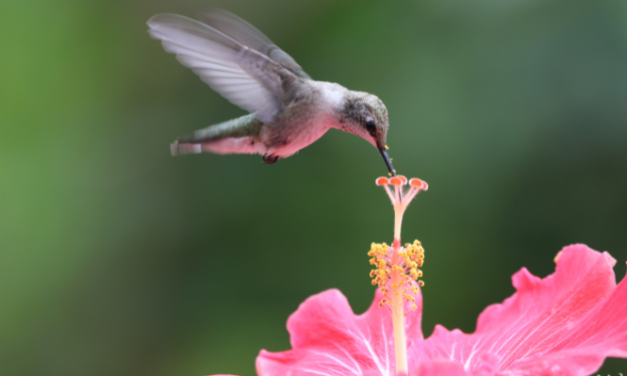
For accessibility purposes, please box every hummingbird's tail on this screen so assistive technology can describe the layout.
[170,113,263,156]
[171,142,203,156]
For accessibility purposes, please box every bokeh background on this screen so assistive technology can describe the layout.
[2,0,627,375]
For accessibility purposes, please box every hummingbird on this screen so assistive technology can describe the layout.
[148,9,396,175]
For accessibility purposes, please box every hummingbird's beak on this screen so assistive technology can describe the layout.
[379,148,396,176]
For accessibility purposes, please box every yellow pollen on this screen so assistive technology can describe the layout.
[368,240,425,310]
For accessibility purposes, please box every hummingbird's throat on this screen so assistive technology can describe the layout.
[370,175,428,375]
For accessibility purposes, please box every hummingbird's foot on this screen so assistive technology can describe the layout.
[262,154,279,164]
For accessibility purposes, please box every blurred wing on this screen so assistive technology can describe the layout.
[148,14,294,123]
[198,9,311,80]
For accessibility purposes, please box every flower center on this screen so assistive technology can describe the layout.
[369,175,428,376]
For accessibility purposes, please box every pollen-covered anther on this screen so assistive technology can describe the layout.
[410,269,418,280]
[368,239,425,314]
[369,242,394,289]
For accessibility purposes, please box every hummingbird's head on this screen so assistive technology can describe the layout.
[340,92,396,175]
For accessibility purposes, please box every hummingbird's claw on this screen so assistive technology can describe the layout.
[262,154,279,164]
[379,148,396,177]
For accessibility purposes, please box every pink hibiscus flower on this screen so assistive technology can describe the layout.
[256,244,627,376]
[212,176,626,376]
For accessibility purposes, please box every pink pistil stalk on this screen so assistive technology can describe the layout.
[370,175,428,375]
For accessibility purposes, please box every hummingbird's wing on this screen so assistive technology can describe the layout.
[197,9,311,80]
[148,14,302,124]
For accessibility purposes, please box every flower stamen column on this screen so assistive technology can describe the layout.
[369,176,427,376]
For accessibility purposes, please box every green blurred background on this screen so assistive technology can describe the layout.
[2,0,627,375]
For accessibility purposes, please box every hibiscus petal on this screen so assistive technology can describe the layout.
[510,260,627,375]
[415,360,469,376]
[551,259,627,356]
[257,287,423,376]
[410,244,627,376]
[481,245,616,367]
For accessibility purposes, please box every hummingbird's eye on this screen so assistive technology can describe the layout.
[366,120,377,137]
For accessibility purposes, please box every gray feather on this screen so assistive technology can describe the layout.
[148,14,301,123]
[198,9,311,80]
[171,114,263,156]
